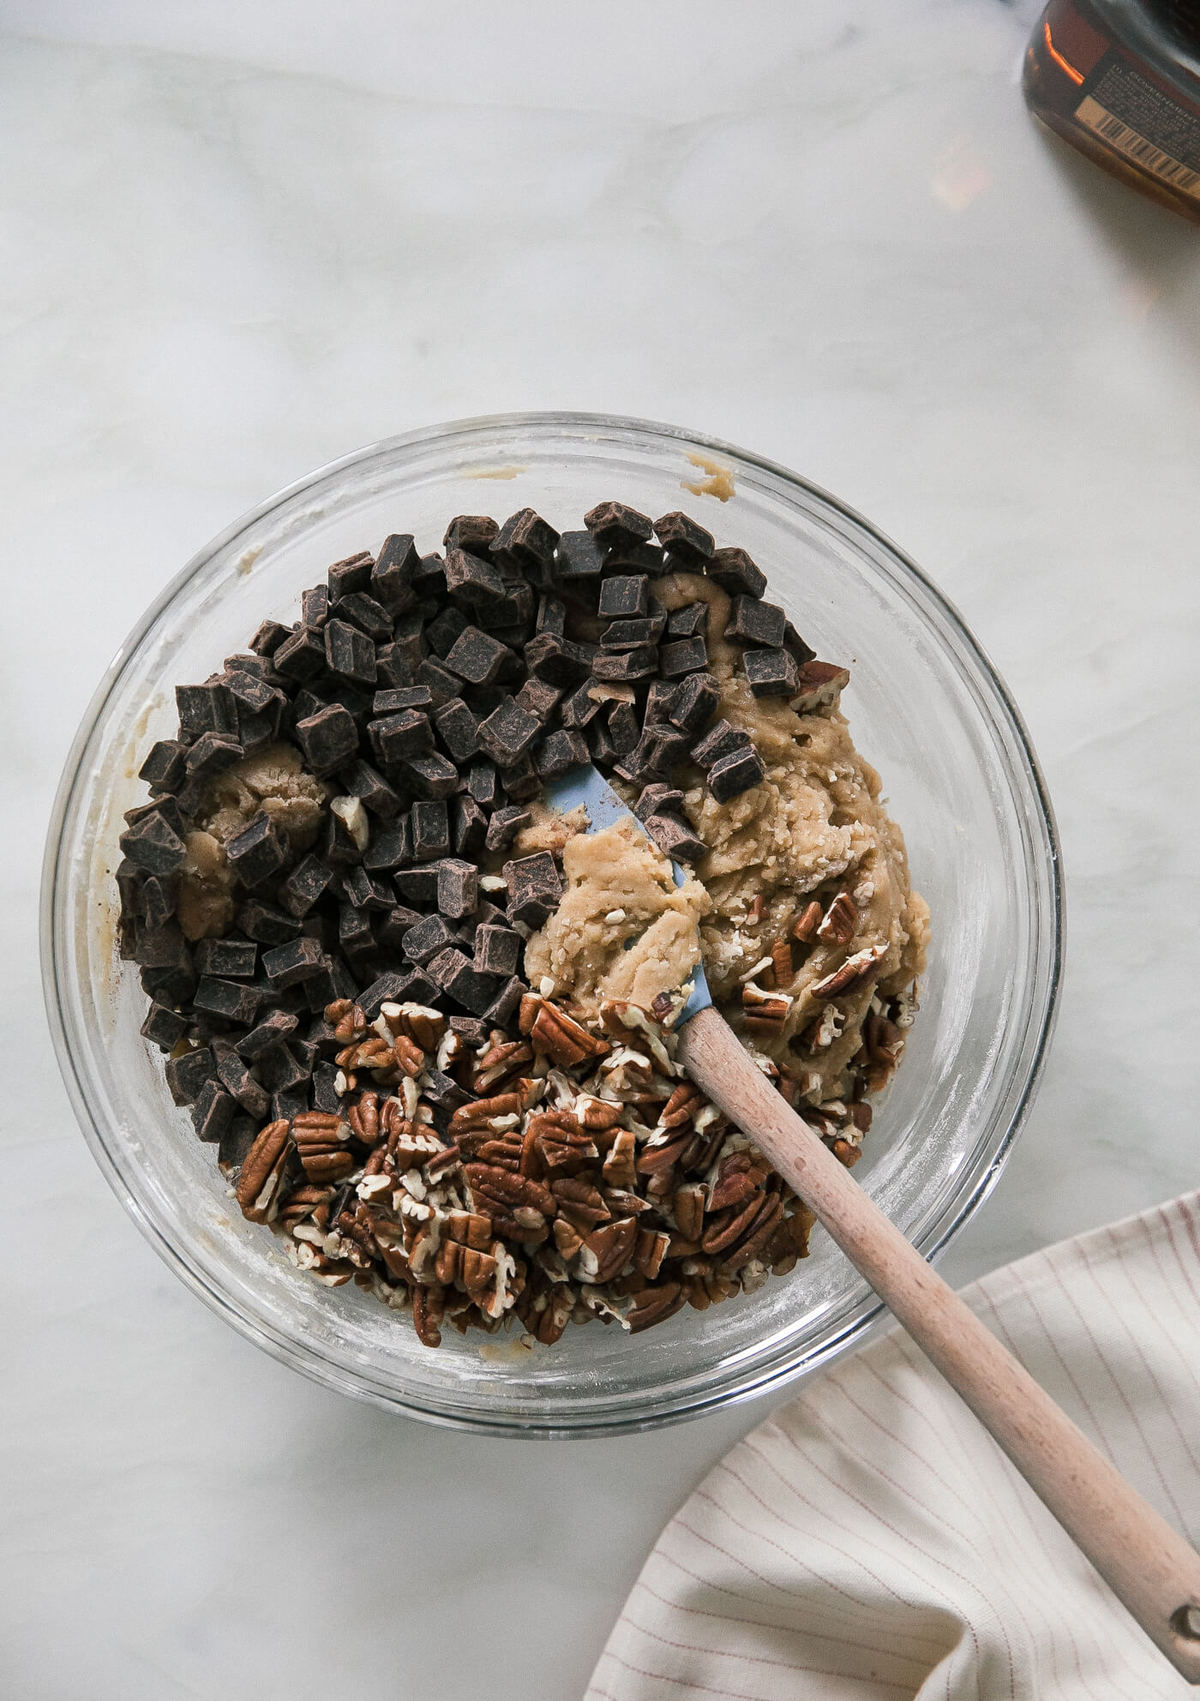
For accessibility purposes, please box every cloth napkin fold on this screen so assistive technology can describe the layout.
[588,1191,1200,1701]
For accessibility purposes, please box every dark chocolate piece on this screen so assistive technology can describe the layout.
[334,591,392,642]
[535,729,589,778]
[375,643,415,690]
[165,1046,216,1105]
[425,947,500,1016]
[452,794,488,859]
[324,618,377,686]
[490,508,559,575]
[591,646,658,682]
[371,534,419,614]
[339,864,392,910]
[442,515,499,555]
[270,1084,311,1122]
[437,858,478,920]
[584,501,654,549]
[411,799,451,863]
[413,658,461,707]
[236,899,302,945]
[607,701,639,755]
[514,677,561,722]
[782,620,817,665]
[667,671,721,735]
[555,529,605,579]
[599,615,665,649]
[235,1009,300,1062]
[357,972,413,1021]
[484,805,530,854]
[311,1064,343,1115]
[653,510,714,567]
[328,551,374,601]
[393,867,439,905]
[254,1043,310,1095]
[191,1079,236,1143]
[660,637,708,678]
[483,976,525,1029]
[560,682,602,729]
[368,708,432,768]
[444,626,511,687]
[339,758,404,819]
[119,809,187,875]
[261,936,328,988]
[444,546,507,605]
[523,632,592,687]
[278,854,335,919]
[466,760,499,810]
[301,586,329,628]
[183,726,245,780]
[449,1014,490,1049]
[727,595,786,648]
[215,1049,271,1118]
[708,546,766,599]
[598,575,649,619]
[691,718,754,769]
[373,685,434,714]
[225,812,288,887]
[743,646,800,697]
[587,719,618,766]
[603,539,665,577]
[413,553,448,597]
[373,906,414,958]
[621,722,690,784]
[273,625,327,682]
[643,813,706,863]
[295,704,359,776]
[362,818,411,874]
[665,601,709,639]
[634,783,686,821]
[426,604,471,659]
[140,1001,189,1051]
[401,913,458,966]
[193,937,258,980]
[473,924,521,978]
[250,618,290,658]
[477,697,540,767]
[707,746,766,802]
[175,679,235,737]
[193,977,262,1026]
[502,851,562,928]
[404,751,458,799]
[433,698,479,765]
[644,680,679,723]
[138,739,187,794]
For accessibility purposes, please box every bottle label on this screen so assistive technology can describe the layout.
[1074,52,1200,202]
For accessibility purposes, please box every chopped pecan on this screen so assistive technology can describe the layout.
[449,1093,523,1137]
[550,1175,610,1233]
[576,1216,638,1283]
[465,1162,556,1233]
[791,900,823,944]
[817,892,858,946]
[382,1001,446,1052]
[810,941,888,999]
[346,1091,381,1147]
[657,1081,704,1131]
[790,659,850,713]
[701,1186,769,1256]
[471,1040,534,1094]
[530,1110,598,1175]
[529,1002,609,1069]
[411,1283,445,1348]
[235,1119,291,1222]
[770,940,794,985]
[708,1151,769,1213]
[716,1193,784,1275]
[672,1182,706,1242]
[633,1226,671,1280]
[601,1128,637,1190]
[628,1281,685,1334]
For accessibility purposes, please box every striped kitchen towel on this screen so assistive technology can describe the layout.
[588,1192,1200,1700]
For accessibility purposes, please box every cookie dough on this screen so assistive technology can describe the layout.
[524,818,709,1013]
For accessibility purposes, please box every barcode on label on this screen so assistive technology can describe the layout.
[1076,95,1200,195]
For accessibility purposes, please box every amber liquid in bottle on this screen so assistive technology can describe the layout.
[1024,0,1200,222]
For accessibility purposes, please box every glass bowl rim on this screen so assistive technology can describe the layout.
[41,409,1064,1436]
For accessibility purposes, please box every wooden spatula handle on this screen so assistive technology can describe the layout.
[680,1005,1200,1683]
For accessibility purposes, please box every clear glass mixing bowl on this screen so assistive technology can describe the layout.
[42,413,1062,1436]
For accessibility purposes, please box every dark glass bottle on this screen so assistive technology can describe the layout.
[1024,0,1200,222]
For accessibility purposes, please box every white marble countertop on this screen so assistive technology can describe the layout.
[3,3,1199,1697]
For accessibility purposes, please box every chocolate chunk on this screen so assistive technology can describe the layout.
[275,853,333,920]
[598,575,649,619]
[394,867,439,905]
[413,552,448,597]
[727,596,786,648]
[535,595,567,638]
[270,1084,311,1122]
[324,618,376,686]
[193,937,258,979]
[334,591,392,643]
[131,920,192,977]
[587,719,618,766]
[224,812,287,888]
[473,924,521,978]
[643,813,706,863]
[404,751,458,799]
[660,637,708,678]
[422,1068,471,1113]
[165,1045,216,1105]
[691,718,754,769]
[466,760,499,810]
[443,515,499,554]
[444,626,511,688]
[483,976,526,1028]
[175,679,236,738]
[225,668,282,719]
[375,905,421,952]
[604,539,666,577]
[445,546,507,606]
[139,739,187,794]
[235,710,278,755]
[433,698,479,764]
[484,805,530,854]
[119,809,186,875]
[427,604,471,658]
[411,799,451,863]
[251,618,291,658]
[514,677,561,723]
[600,615,665,650]
[294,704,358,776]
[261,936,328,988]
[273,625,327,682]
[339,864,392,910]
[478,697,540,767]
[560,682,602,729]
[666,601,709,639]
[591,646,658,682]
[414,658,461,707]
[437,858,478,920]
[425,947,500,1016]
[498,753,540,801]
[301,586,329,628]
[666,671,721,735]
[502,851,562,928]
[653,510,714,567]
[368,708,432,769]
[193,977,262,1026]
[254,1043,310,1096]
[338,902,376,962]
[584,501,654,549]
[607,700,639,755]
[535,729,589,778]
[374,685,434,714]
[621,722,690,784]
[327,550,373,601]
[635,783,686,821]
[490,508,559,575]
[139,960,196,1004]
[452,794,488,859]
[370,533,419,614]
[448,1013,490,1048]
[400,912,457,966]
[192,1079,236,1143]
[311,1064,343,1115]
[524,631,593,687]
[644,681,679,724]
[362,818,411,873]
[339,758,404,818]
[743,646,800,697]
[140,1001,189,1051]
[215,1049,271,1118]
[375,643,415,690]
[236,899,302,945]
[707,545,767,599]
[386,967,440,1008]
[707,746,766,802]
[555,529,605,579]
[235,1009,299,1062]
[782,620,817,665]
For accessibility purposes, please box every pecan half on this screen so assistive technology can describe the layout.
[810,941,888,999]
[235,1119,291,1223]
[577,1215,638,1284]
[628,1281,685,1334]
[791,900,823,944]
[817,892,858,946]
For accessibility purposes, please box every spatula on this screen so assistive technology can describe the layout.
[544,762,1200,1684]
